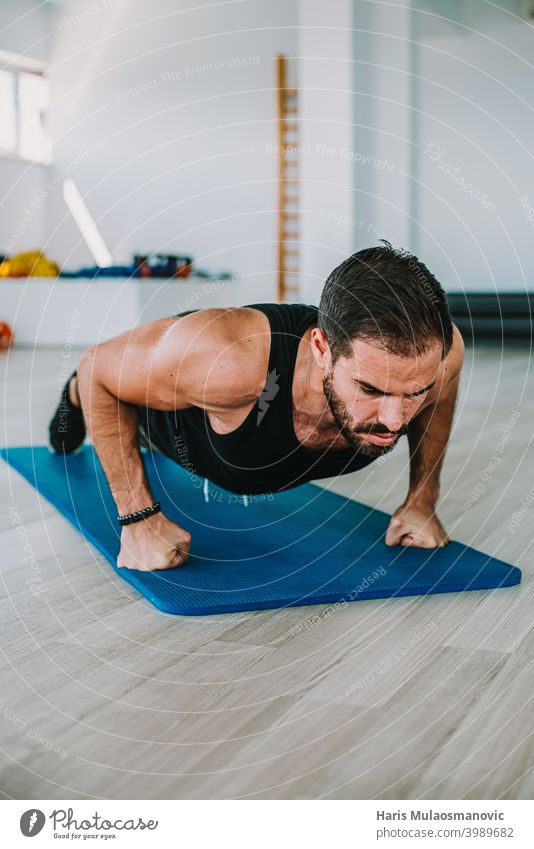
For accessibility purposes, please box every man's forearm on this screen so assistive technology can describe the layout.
[77,351,154,515]
[406,375,460,508]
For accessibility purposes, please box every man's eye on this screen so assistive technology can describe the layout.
[360,386,380,396]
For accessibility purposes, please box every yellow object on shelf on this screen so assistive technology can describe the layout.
[0,251,60,278]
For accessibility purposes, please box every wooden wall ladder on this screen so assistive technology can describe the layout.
[276,54,299,302]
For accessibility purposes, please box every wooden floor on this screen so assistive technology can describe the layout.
[0,344,533,800]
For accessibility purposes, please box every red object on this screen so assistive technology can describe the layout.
[0,321,14,350]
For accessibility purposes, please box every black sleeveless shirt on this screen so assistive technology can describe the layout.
[139,303,378,495]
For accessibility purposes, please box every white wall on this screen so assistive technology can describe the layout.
[352,0,415,251]
[351,0,534,292]
[298,0,355,305]
[298,0,421,306]
[4,0,532,305]
[0,0,52,256]
[415,0,534,292]
[44,0,297,304]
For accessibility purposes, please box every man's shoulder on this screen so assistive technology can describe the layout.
[159,307,272,408]
[176,302,319,346]
[447,323,465,377]
[177,306,270,350]
[422,323,465,408]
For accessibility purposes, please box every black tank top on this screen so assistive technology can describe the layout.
[140,303,377,495]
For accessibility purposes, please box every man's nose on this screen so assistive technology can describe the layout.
[377,397,406,432]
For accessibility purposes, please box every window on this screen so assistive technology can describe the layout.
[0,50,51,164]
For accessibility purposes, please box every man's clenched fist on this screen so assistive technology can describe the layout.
[117,512,192,570]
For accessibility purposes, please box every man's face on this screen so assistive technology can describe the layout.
[319,336,443,458]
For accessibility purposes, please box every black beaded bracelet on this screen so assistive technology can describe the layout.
[117,501,161,526]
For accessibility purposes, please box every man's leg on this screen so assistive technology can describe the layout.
[67,374,80,406]
[48,371,86,454]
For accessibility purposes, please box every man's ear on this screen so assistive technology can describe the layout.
[310,328,332,370]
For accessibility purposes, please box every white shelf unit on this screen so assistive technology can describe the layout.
[0,274,271,348]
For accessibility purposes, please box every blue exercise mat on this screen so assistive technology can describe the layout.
[0,446,521,615]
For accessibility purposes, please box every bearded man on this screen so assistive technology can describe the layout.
[49,242,464,570]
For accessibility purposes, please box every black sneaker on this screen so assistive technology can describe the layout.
[48,371,86,454]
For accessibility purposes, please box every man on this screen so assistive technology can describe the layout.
[49,242,464,571]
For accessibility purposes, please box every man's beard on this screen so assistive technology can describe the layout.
[323,371,407,458]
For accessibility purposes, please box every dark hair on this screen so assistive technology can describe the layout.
[318,241,453,361]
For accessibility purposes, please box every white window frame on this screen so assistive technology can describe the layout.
[0,49,51,165]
